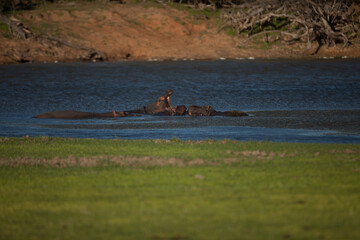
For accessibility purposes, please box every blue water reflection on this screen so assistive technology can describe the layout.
[0,59,359,143]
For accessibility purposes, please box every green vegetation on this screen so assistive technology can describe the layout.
[67,31,84,39]
[132,0,166,9]
[21,20,63,36]
[0,22,9,31]
[0,22,11,38]
[224,26,236,36]
[131,0,220,19]
[128,19,142,27]
[1,0,110,13]
[164,1,220,19]
[1,137,359,240]
[249,16,291,35]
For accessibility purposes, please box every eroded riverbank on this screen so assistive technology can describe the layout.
[1,1,360,64]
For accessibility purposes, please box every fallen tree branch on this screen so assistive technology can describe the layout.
[241,30,305,44]
[0,14,30,39]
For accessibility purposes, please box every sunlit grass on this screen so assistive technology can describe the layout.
[0,137,359,239]
[33,0,112,12]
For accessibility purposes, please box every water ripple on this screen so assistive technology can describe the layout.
[1,60,360,142]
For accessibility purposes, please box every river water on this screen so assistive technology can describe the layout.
[0,59,359,143]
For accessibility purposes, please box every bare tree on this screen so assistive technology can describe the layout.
[220,0,359,53]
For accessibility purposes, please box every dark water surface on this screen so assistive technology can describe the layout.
[0,59,359,143]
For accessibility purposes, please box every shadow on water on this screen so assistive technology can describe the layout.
[0,59,360,143]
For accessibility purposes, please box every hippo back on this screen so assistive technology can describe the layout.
[188,105,216,116]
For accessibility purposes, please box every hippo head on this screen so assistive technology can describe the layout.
[165,89,174,97]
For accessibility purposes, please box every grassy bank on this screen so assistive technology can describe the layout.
[0,137,360,239]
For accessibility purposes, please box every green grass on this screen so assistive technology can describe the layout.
[131,0,166,9]
[164,1,220,19]
[130,0,220,19]
[128,19,143,27]
[18,18,63,36]
[224,26,236,37]
[0,137,360,240]
[0,22,9,32]
[0,22,11,38]
[33,0,111,12]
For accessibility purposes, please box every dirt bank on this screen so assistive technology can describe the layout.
[1,1,360,64]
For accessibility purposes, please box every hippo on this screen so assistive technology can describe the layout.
[154,105,187,116]
[188,105,248,117]
[128,89,176,114]
[188,105,217,116]
[33,110,136,119]
[32,89,178,119]
[33,89,248,119]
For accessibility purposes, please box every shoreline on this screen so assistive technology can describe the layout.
[1,54,359,65]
